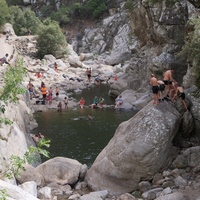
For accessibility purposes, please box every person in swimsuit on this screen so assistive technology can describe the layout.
[172,84,187,110]
[115,95,123,109]
[99,97,105,109]
[86,68,91,82]
[27,81,34,100]
[64,97,68,109]
[31,133,44,143]
[157,80,165,101]
[79,97,85,109]
[56,87,59,100]
[163,68,177,99]
[91,96,98,109]
[150,74,159,105]
[88,114,92,120]
[57,101,62,112]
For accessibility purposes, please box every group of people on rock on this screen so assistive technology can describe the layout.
[27,80,61,106]
[77,95,123,109]
[78,96,106,109]
[150,67,187,110]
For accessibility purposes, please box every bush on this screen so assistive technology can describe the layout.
[0,0,10,26]
[179,18,200,88]
[36,20,67,59]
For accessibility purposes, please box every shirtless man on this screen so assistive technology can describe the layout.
[163,68,177,99]
[172,84,187,110]
[150,74,159,105]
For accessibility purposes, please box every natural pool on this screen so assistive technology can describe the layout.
[33,85,137,167]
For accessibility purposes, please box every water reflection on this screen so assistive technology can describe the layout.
[33,85,137,167]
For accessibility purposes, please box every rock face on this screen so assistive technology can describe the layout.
[85,101,181,194]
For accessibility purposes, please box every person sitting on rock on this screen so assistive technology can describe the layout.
[99,97,105,109]
[91,96,98,109]
[79,97,85,109]
[0,53,10,65]
[172,83,187,110]
[31,133,44,143]
[115,95,123,109]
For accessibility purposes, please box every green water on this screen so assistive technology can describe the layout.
[33,85,137,166]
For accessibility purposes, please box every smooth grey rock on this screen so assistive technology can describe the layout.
[155,192,187,200]
[36,157,82,185]
[85,101,181,194]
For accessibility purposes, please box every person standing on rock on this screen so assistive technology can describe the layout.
[64,97,68,109]
[150,74,159,105]
[163,68,177,99]
[55,87,59,101]
[86,68,91,82]
[41,84,47,103]
[5,32,9,43]
[27,81,34,100]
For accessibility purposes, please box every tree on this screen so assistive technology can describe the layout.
[9,6,26,35]
[36,20,67,58]
[179,18,200,88]
[23,9,42,33]
[0,0,10,26]
[9,6,42,35]
[50,6,70,25]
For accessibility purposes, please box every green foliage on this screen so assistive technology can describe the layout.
[0,0,10,26]
[50,6,70,25]
[0,189,9,200]
[124,0,134,11]
[0,59,26,103]
[0,59,26,125]
[81,0,108,19]
[179,18,200,88]
[2,138,50,179]
[5,0,23,6]
[9,6,42,35]
[69,0,108,19]
[36,20,67,58]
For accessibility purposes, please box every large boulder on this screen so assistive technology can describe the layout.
[85,101,181,195]
[35,157,83,185]
[0,180,39,200]
[16,164,45,186]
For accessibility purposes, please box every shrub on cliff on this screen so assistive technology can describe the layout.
[179,18,200,88]
[0,0,10,26]
[36,19,67,59]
